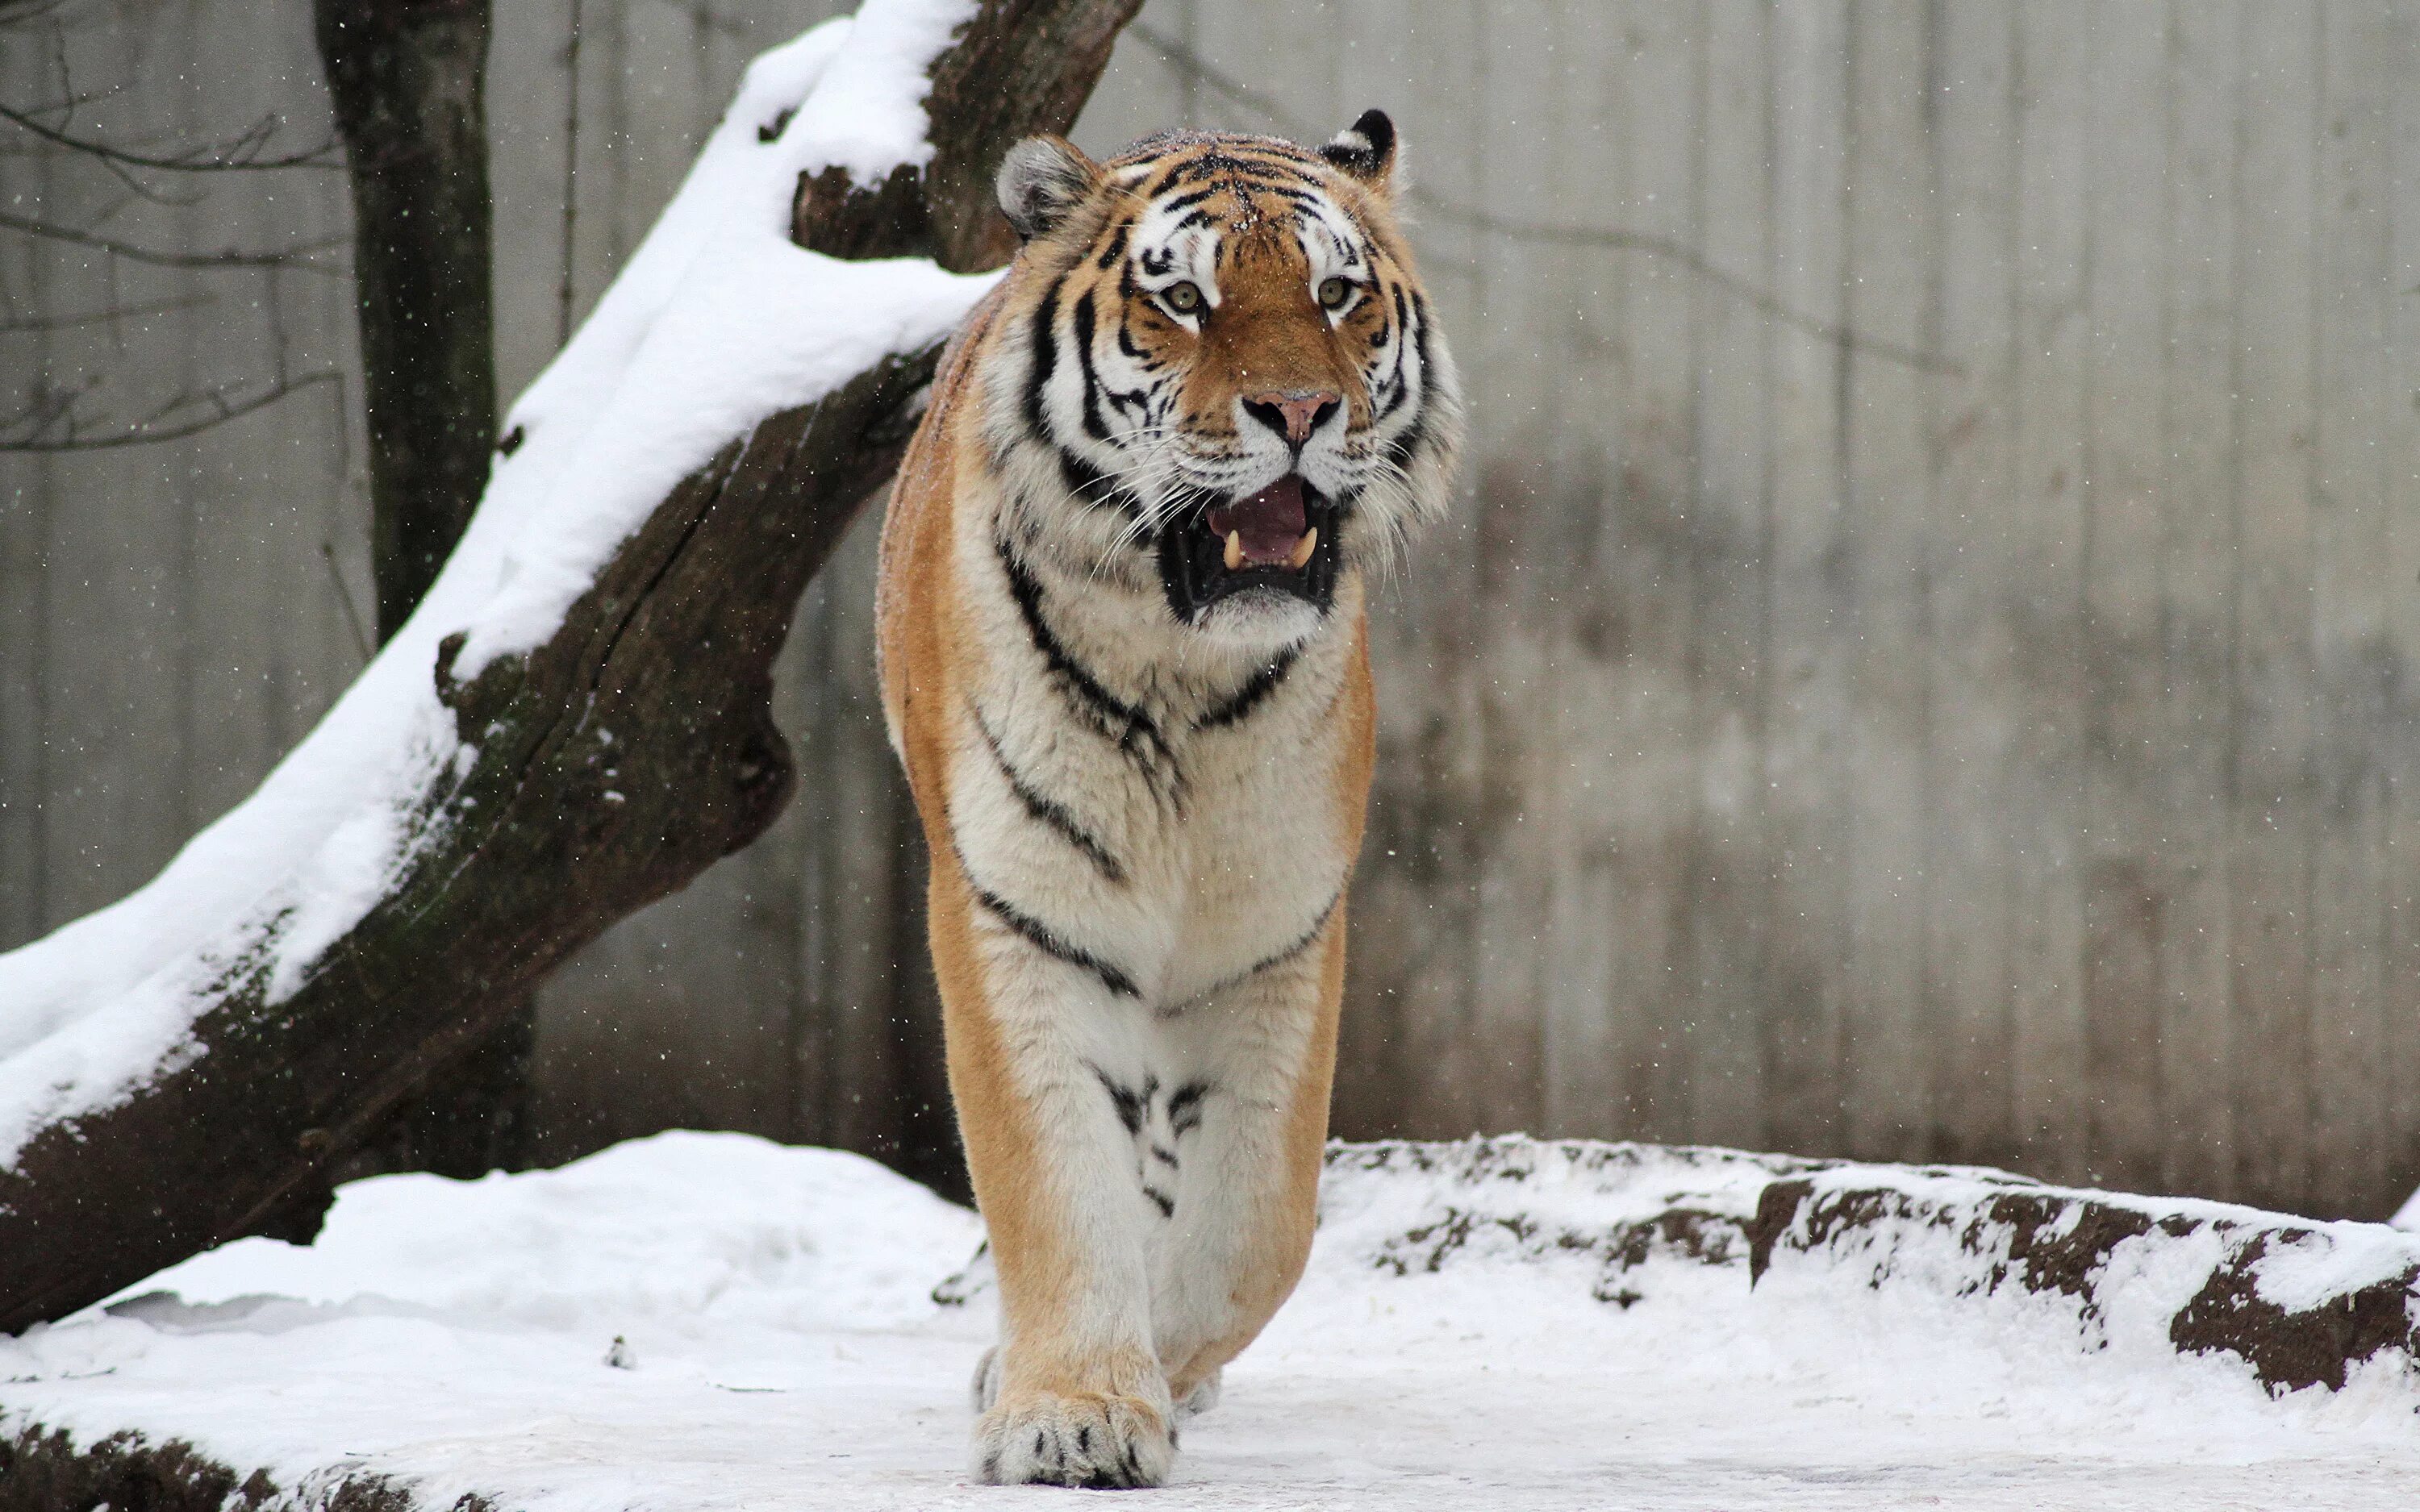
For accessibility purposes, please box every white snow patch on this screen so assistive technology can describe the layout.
[786,0,978,185]
[5,1135,2418,1511]
[2392,1181,2420,1232]
[2250,1223,2420,1312]
[0,1,995,1167]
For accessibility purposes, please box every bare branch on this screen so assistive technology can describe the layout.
[0,209,348,275]
[0,0,81,30]
[0,369,340,452]
[1126,22,1959,377]
[0,373,98,435]
[1416,209,1961,377]
[0,100,340,173]
[0,294,215,333]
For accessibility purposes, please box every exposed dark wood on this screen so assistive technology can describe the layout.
[0,1419,475,1512]
[0,0,1142,1338]
[314,0,533,1185]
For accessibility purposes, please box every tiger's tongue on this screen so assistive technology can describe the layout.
[1207,476,1309,567]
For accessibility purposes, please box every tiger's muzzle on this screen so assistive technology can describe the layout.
[1157,473,1340,625]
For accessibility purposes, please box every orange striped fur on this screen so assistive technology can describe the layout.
[877,112,1459,1488]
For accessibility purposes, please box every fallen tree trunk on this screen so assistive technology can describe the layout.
[0,0,1140,1335]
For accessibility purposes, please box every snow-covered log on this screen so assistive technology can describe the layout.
[3,1135,2415,1509]
[1325,1137,2420,1399]
[0,0,1141,1335]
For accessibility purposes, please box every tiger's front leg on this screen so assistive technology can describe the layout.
[925,851,1179,1489]
[1146,911,1346,1405]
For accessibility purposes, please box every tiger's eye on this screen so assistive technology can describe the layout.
[1317,277,1354,310]
[1162,281,1204,314]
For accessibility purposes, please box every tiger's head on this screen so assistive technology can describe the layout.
[982,111,1462,651]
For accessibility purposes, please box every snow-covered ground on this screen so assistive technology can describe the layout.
[5,1133,2417,1510]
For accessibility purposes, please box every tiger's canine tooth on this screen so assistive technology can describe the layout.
[1286,527,1317,570]
[1224,530,1245,571]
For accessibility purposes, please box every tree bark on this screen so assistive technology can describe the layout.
[314,0,533,1187]
[315,0,498,641]
[0,0,1141,1336]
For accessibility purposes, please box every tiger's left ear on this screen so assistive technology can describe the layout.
[998,135,1102,240]
[1318,109,1397,188]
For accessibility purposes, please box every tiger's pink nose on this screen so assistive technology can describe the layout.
[1241,389,1341,445]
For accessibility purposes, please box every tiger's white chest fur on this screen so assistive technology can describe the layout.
[941,469,1360,1018]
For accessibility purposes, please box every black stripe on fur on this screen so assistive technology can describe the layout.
[1071,289,1113,443]
[1166,889,1343,1014]
[1197,648,1299,730]
[973,701,1129,885]
[970,874,1141,1000]
[1166,1081,1210,1135]
[1383,283,1432,470]
[1093,1064,1148,1132]
[1021,278,1062,438]
[994,535,1184,798]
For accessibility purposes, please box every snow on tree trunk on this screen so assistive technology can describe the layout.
[0,0,1141,1336]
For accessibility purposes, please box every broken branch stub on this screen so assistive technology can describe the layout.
[0,0,1141,1337]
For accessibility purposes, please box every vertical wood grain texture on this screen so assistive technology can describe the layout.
[2386,0,2420,1211]
[1462,0,1557,1141]
[1760,0,1855,1161]
[1529,2,1634,1144]
[1688,0,1775,1153]
[2305,0,2401,1219]
[2006,0,2092,1184]
[6,0,2420,1218]
[0,27,53,952]
[1841,0,1935,1165]
[2157,0,2242,1198]
[31,7,196,931]
[2229,0,2320,1211]
[1608,0,1706,1145]
[1925,0,2018,1169]
[2080,0,2171,1193]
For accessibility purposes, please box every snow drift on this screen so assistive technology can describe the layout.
[5,1134,2417,1510]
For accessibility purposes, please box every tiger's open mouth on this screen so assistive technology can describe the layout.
[1158,474,1339,622]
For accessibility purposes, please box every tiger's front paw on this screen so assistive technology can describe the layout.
[974,1390,1176,1489]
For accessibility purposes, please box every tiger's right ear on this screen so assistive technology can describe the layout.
[997,135,1101,241]
[1318,109,1397,187]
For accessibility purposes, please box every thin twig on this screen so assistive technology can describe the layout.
[0,209,348,275]
[1126,22,1959,377]
[0,372,98,435]
[0,0,79,32]
[0,368,340,451]
[0,100,339,173]
[0,294,215,333]
[1416,209,1959,375]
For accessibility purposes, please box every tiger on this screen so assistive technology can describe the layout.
[875,109,1461,1488]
